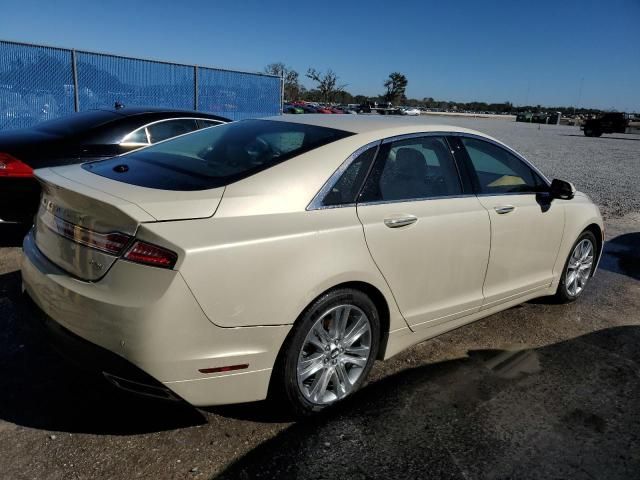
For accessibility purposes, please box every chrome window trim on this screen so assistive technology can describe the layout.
[306,140,381,211]
[306,130,552,211]
[119,117,224,145]
[357,193,476,207]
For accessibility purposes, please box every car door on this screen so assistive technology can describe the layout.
[454,136,564,307]
[356,135,491,328]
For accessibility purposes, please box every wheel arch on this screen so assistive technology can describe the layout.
[282,281,392,362]
[583,223,604,276]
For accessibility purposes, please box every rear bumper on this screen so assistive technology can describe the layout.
[21,230,291,406]
[24,298,179,401]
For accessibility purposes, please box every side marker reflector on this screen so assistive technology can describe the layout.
[198,364,249,374]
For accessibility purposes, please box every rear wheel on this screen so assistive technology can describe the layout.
[271,288,380,416]
[555,231,597,303]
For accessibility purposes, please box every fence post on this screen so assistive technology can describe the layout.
[194,65,198,111]
[71,49,80,112]
[280,73,284,114]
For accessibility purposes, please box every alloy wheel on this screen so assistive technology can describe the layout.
[297,304,372,405]
[565,238,594,296]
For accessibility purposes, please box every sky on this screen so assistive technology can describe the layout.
[1,0,638,111]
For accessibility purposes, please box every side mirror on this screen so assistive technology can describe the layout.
[550,179,576,200]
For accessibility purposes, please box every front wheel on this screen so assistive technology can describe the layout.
[555,231,597,303]
[270,288,380,416]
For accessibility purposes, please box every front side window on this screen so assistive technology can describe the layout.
[83,119,353,191]
[360,136,462,202]
[461,137,545,194]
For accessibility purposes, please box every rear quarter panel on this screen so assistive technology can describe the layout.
[141,207,406,331]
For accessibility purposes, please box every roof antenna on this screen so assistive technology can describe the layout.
[114,101,125,110]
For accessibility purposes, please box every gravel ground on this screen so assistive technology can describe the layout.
[0,118,639,479]
[415,116,640,219]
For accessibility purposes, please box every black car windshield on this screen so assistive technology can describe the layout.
[83,119,354,190]
[34,110,121,136]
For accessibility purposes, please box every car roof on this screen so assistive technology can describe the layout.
[98,106,225,118]
[263,114,492,139]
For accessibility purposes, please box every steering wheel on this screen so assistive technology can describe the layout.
[245,137,280,164]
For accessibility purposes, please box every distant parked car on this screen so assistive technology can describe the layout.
[298,105,320,114]
[401,107,421,116]
[0,106,229,224]
[284,104,304,114]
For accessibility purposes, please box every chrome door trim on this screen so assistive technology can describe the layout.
[357,193,476,207]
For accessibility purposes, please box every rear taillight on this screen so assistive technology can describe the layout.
[124,241,177,269]
[0,152,33,177]
[39,209,177,268]
[40,209,131,255]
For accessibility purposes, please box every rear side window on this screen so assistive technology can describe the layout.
[147,119,199,143]
[360,136,462,202]
[461,137,545,194]
[83,119,353,191]
[322,146,377,206]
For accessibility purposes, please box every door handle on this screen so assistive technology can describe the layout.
[494,205,515,214]
[384,215,418,228]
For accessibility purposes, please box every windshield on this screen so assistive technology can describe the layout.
[83,119,354,191]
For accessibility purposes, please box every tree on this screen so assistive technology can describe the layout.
[305,68,347,103]
[264,62,302,101]
[383,72,408,104]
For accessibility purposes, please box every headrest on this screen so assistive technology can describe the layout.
[395,148,428,178]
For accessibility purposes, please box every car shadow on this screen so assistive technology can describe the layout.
[213,326,640,480]
[0,223,30,248]
[598,232,640,281]
[559,134,640,142]
[0,270,206,435]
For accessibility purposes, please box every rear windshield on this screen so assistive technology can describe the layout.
[82,119,353,191]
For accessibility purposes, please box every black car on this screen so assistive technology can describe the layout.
[0,107,229,224]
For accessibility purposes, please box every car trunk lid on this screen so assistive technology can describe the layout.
[33,167,223,281]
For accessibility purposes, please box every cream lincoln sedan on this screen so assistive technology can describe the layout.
[22,115,603,415]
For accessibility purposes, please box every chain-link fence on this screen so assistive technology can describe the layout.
[0,40,282,130]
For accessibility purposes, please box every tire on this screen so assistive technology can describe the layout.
[554,231,597,303]
[584,127,593,137]
[270,288,380,417]
[593,129,602,137]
